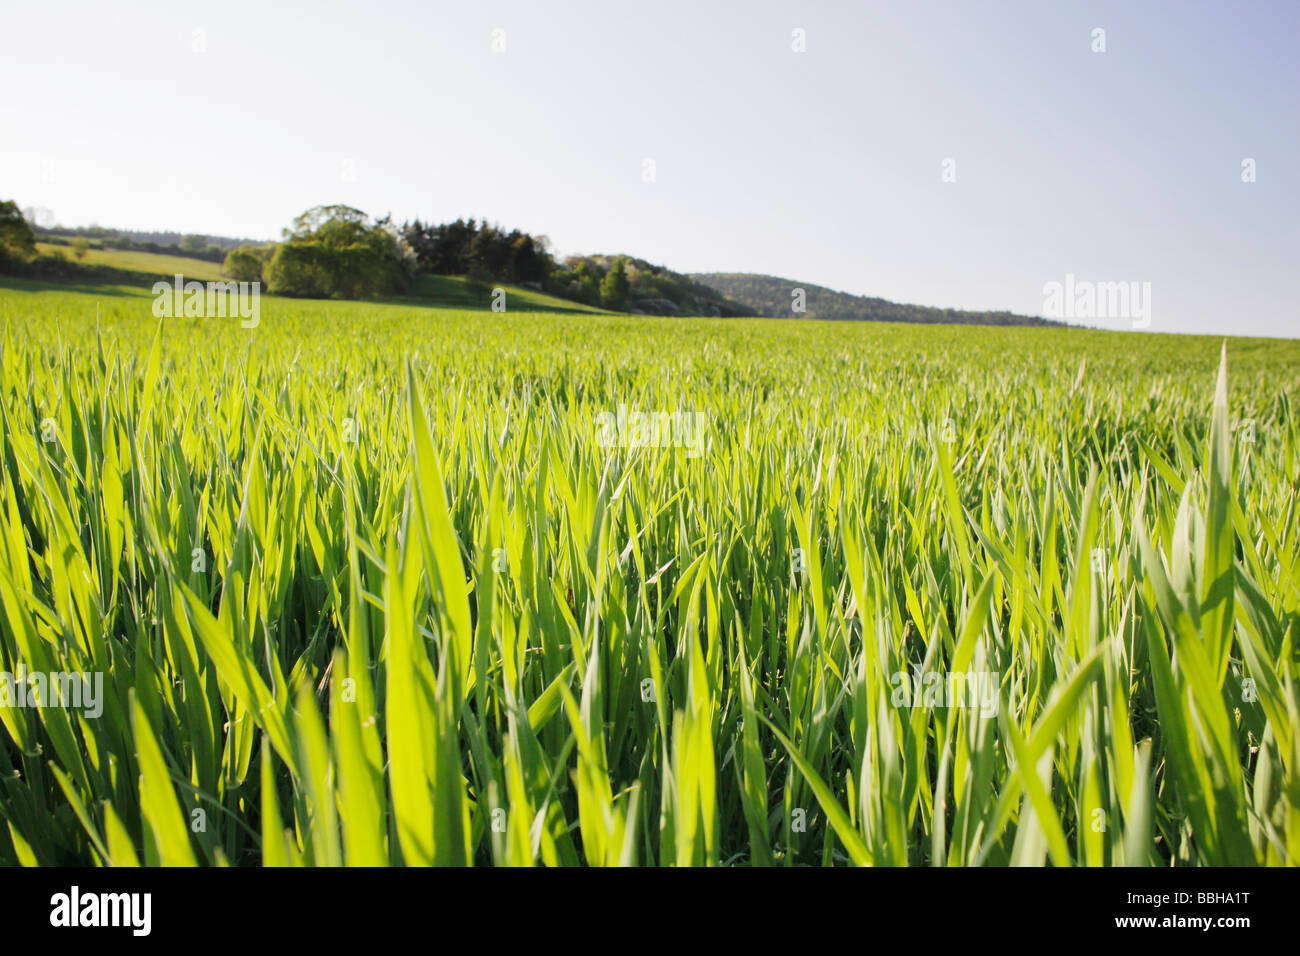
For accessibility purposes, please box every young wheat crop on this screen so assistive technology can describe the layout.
[0,286,1296,866]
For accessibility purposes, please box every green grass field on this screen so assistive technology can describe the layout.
[30,244,611,315]
[402,274,611,313]
[35,243,229,283]
[0,282,1296,866]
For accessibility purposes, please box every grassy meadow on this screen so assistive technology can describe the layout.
[34,243,228,283]
[0,281,1297,866]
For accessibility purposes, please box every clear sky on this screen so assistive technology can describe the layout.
[2,0,1296,336]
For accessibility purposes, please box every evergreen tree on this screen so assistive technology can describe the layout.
[600,256,630,311]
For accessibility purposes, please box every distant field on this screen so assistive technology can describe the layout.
[0,282,1297,867]
[403,274,611,313]
[29,246,610,314]
[35,242,227,282]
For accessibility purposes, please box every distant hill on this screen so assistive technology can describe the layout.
[33,242,226,281]
[564,255,753,317]
[13,205,1055,325]
[405,274,612,314]
[691,273,1058,326]
[33,226,269,266]
[36,225,264,251]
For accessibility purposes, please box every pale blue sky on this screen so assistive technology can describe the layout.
[2,0,1296,336]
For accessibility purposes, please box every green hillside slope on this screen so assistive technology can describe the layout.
[693,272,1057,326]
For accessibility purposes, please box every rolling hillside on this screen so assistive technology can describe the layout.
[562,255,753,316]
[692,273,1058,326]
[35,242,226,282]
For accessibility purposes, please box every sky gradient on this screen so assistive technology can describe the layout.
[2,0,1296,336]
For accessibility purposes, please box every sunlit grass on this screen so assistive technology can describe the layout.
[0,284,1296,866]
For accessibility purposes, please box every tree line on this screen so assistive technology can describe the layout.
[2,198,749,315]
[233,208,647,309]
[693,273,1060,326]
